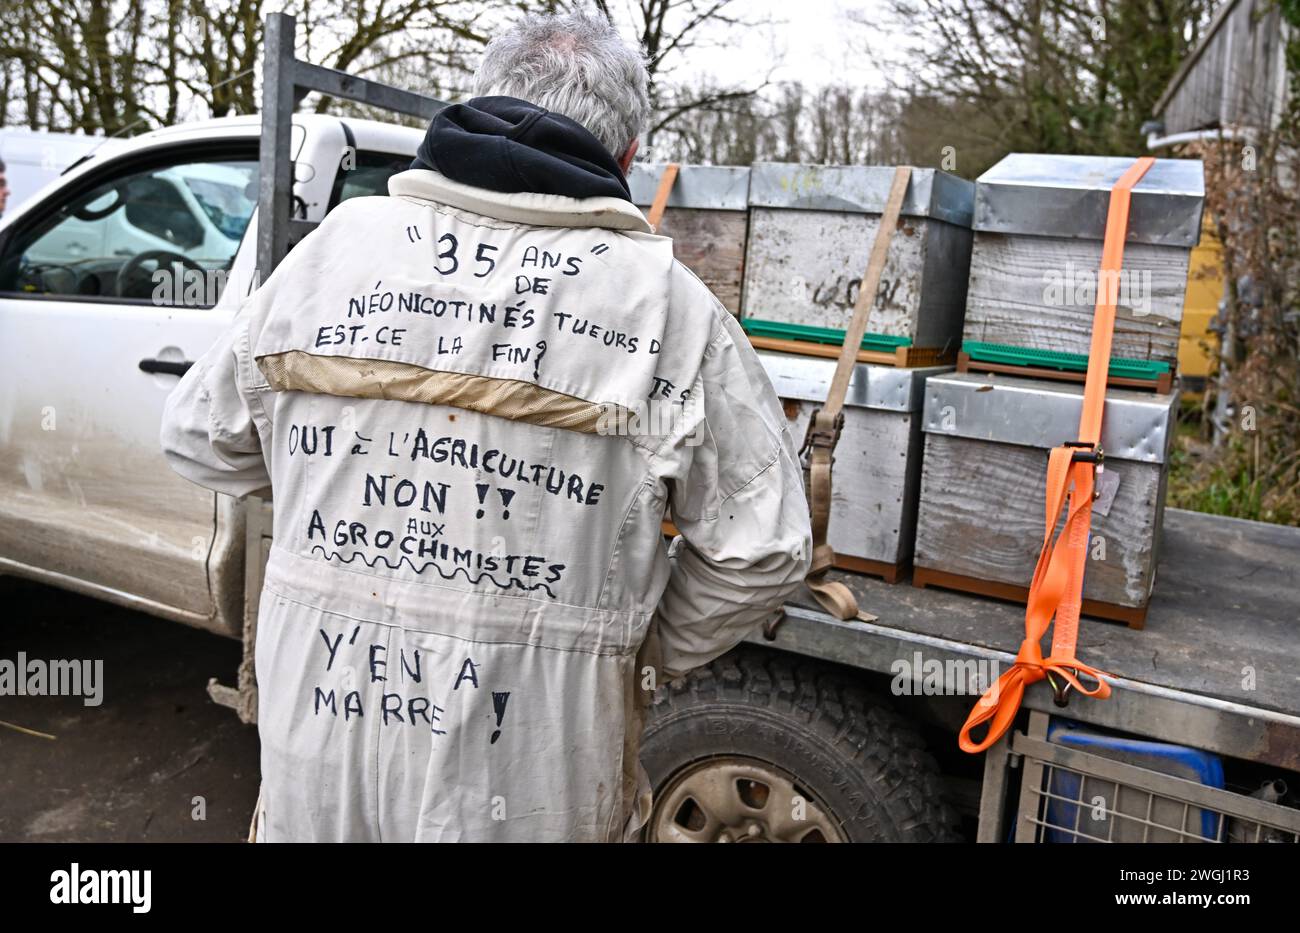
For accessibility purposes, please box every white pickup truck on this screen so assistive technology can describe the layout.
[0,114,421,636]
[3,97,1298,844]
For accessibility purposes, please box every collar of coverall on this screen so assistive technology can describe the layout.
[392,94,652,234]
[388,167,653,234]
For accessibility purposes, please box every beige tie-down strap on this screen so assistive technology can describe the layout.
[646,163,679,232]
[801,165,913,621]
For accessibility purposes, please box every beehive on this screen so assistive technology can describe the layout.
[913,372,1179,620]
[628,163,749,315]
[741,163,975,354]
[963,154,1205,369]
[760,351,952,580]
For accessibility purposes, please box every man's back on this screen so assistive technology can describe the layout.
[160,19,810,842]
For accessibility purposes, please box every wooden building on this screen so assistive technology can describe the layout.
[1153,0,1292,138]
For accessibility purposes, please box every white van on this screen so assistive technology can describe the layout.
[0,128,108,216]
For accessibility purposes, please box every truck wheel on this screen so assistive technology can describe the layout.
[639,647,958,842]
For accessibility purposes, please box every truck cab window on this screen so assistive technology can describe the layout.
[328,150,412,210]
[0,157,258,305]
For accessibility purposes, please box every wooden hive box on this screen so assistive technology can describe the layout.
[741,163,975,355]
[963,154,1205,369]
[913,372,1179,621]
[760,350,952,581]
[628,163,750,315]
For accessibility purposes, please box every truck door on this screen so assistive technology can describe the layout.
[0,142,259,623]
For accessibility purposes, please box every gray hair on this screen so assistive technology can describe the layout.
[472,11,649,159]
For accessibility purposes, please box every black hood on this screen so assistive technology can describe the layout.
[410,96,631,201]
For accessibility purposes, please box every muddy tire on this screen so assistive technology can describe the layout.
[639,646,959,842]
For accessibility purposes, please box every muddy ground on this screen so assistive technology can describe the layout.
[0,578,259,842]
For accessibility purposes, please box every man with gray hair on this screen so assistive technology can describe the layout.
[161,10,810,842]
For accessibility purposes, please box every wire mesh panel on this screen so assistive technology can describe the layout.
[1032,759,1222,842]
[1011,717,1300,844]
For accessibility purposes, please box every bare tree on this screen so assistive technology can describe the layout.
[857,0,1214,169]
[586,0,776,154]
[0,0,550,134]
[644,78,917,167]
[0,0,156,134]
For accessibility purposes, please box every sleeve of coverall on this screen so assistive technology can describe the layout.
[654,292,813,682]
[159,298,272,500]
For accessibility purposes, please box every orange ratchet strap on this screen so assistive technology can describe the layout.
[958,156,1156,754]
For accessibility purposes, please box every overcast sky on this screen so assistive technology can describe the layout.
[666,0,894,91]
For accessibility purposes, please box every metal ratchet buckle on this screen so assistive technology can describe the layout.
[1063,441,1106,500]
[800,408,844,460]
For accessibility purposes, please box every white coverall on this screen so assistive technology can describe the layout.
[161,168,812,842]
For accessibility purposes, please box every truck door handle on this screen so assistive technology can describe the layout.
[139,358,193,376]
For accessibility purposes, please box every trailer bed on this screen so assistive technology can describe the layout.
[757,509,1300,769]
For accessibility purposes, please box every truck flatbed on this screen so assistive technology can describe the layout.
[757,508,1300,770]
